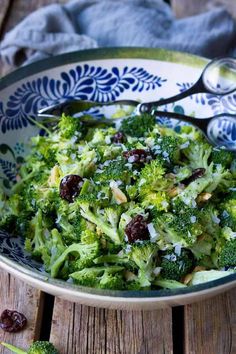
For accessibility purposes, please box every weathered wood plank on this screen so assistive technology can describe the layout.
[171,0,236,19]
[0,0,11,35]
[0,0,69,77]
[50,298,173,354]
[0,270,44,353]
[184,289,236,354]
[2,0,68,35]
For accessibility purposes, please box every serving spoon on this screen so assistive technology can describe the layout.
[38,57,236,150]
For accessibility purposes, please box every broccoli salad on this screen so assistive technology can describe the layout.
[1,112,236,291]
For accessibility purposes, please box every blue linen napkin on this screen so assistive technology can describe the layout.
[1,0,236,70]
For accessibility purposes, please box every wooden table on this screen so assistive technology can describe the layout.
[1,1,236,353]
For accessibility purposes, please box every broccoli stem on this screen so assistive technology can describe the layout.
[0,342,26,354]
[80,208,121,244]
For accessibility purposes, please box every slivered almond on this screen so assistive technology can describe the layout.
[197,192,212,203]
[111,186,127,204]
[48,165,61,186]
[168,186,181,198]
[183,273,193,285]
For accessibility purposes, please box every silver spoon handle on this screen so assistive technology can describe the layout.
[139,79,206,114]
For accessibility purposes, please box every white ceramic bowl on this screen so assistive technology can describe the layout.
[1,48,236,310]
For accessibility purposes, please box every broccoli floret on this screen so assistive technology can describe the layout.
[160,248,195,281]
[219,192,236,230]
[120,113,156,137]
[56,201,87,243]
[51,241,100,278]
[93,157,132,185]
[183,141,212,169]
[25,209,45,258]
[154,205,203,247]
[77,198,123,244]
[0,341,58,354]
[199,203,221,237]
[57,147,97,178]
[174,173,213,207]
[80,229,98,244]
[70,265,124,288]
[210,147,234,169]
[152,135,181,165]
[99,270,125,290]
[138,159,173,210]
[58,114,86,139]
[218,239,236,268]
[128,242,158,287]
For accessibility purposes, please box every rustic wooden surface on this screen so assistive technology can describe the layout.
[1,1,236,353]
[171,0,236,19]
[50,298,173,354]
[0,270,44,354]
[184,289,236,354]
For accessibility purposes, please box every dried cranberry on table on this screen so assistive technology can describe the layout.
[59,174,84,203]
[0,309,27,333]
[111,132,127,144]
[125,215,150,243]
[123,149,152,165]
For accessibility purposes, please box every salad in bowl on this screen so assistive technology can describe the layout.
[1,110,236,291]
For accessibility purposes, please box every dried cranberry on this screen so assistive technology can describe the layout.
[0,309,27,333]
[125,215,150,243]
[111,132,127,144]
[59,174,84,202]
[123,149,152,165]
[183,168,206,185]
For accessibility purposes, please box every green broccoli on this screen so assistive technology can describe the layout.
[120,113,156,137]
[152,135,181,165]
[183,141,212,169]
[77,197,124,244]
[0,341,58,354]
[210,147,235,169]
[137,159,173,210]
[80,229,99,244]
[93,157,132,185]
[70,265,124,288]
[160,248,195,281]
[56,200,87,243]
[51,241,100,278]
[154,279,187,289]
[56,147,97,177]
[99,270,126,290]
[218,239,236,268]
[58,113,86,139]
[154,206,203,247]
[219,192,236,230]
[128,242,158,287]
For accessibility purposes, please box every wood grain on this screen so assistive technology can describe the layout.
[1,0,68,36]
[0,0,11,36]
[0,270,44,353]
[50,298,173,354]
[171,0,236,19]
[184,289,236,354]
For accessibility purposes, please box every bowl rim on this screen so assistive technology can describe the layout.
[1,46,235,300]
[0,47,208,90]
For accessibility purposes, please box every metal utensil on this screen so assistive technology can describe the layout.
[38,57,236,118]
[37,57,236,149]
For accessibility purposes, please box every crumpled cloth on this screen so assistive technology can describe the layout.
[1,0,236,70]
